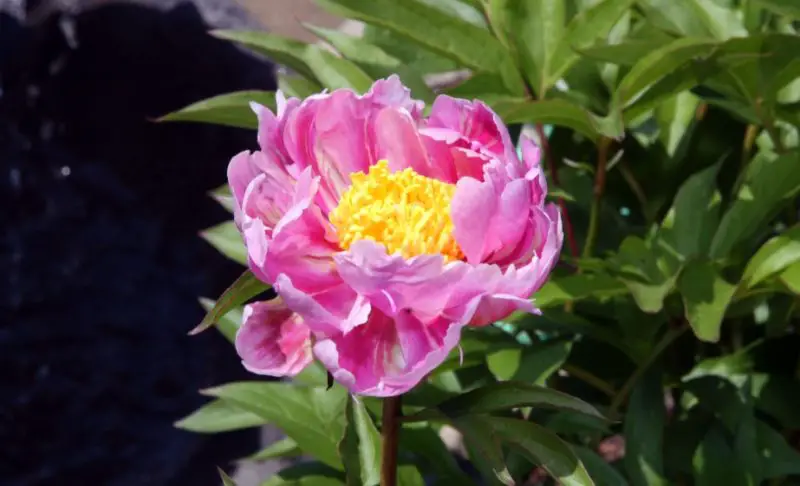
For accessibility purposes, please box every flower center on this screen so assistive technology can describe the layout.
[329,160,464,262]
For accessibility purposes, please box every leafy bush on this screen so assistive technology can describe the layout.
[167,0,800,484]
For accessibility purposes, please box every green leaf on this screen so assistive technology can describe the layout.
[305,25,435,102]
[278,73,323,99]
[711,151,800,258]
[316,0,523,93]
[209,184,235,213]
[533,273,629,308]
[624,368,668,486]
[488,417,595,486]
[158,91,275,129]
[303,46,374,93]
[262,463,346,486]
[743,225,800,287]
[211,30,316,81]
[204,382,348,469]
[201,221,247,265]
[548,0,636,87]
[752,0,800,20]
[397,465,426,486]
[487,0,565,95]
[338,396,381,486]
[513,340,573,385]
[191,270,269,336]
[174,398,265,433]
[405,381,604,422]
[755,419,800,478]
[574,445,629,486]
[678,261,736,343]
[578,39,672,67]
[614,37,717,110]
[453,415,514,486]
[693,425,750,486]
[218,467,237,486]
[663,163,722,259]
[246,437,302,462]
[612,236,680,314]
[486,348,521,381]
[491,98,621,141]
[198,298,240,343]
[400,423,474,484]
[637,0,746,40]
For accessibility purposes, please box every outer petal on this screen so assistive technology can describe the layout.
[426,96,517,164]
[313,308,465,397]
[235,299,312,377]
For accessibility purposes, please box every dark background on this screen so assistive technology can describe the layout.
[0,1,278,484]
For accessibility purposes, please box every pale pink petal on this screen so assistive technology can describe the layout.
[313,308,465,397]
[235,299,312,377]
[334,240,468,320]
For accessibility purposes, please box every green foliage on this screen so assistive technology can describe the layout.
[165,0,800,484]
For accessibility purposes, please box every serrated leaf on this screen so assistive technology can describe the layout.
[174,398,265,433]
[405,381,604,422]
[201,221,248,265]
[338,396,381,486]
[489,417,595,486]
[548,0,636,87]
[491,98,621,142]
[678,261,736,343]
[315,0,524,94]
[204,382,347,469]
[211,30,316,81]
[711,151,800,258]
[743,225,800,287]
[158,91,275,129]
[191,270,269,336]
[624,368,668,486]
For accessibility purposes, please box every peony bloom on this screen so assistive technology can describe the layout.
[228,76,562,396]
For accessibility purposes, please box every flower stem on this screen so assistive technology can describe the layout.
[381,395,402,486]
[582,137,613,258]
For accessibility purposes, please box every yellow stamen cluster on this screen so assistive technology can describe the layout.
[329,160,464,262]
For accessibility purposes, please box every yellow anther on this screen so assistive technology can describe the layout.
[329,160,464,262]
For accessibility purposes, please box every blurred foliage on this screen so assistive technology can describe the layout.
[167,0,800,484]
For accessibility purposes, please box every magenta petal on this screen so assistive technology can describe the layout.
[313,308,465,397]
[235,299,312,377]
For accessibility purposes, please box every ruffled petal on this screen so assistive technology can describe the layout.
[235,299,312,377]
[313,308,465,397]
[334,240,468,320]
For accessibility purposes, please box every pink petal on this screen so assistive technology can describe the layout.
[450,176,497,263]
[235,299,312,377]
[427,96,517,164]
[334,240,468,320]
[313,308,466,397]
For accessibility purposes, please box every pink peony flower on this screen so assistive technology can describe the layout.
[228,76,562,396]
